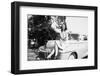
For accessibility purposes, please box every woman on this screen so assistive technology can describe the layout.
[47,16,69,59]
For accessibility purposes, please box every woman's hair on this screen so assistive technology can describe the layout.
[57,16,67,32]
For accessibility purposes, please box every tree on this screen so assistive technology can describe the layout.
[28,15,59,48]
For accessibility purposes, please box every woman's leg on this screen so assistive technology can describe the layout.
[47,48,55,59]
[47,41,59,59]
[55,42,59,57]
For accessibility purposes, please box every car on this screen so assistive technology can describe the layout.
[44,40,88,60]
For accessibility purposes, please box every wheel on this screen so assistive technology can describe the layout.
[68,52,77,60]
[68,55,75,59]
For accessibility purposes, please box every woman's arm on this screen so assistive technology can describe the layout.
[51,22,61,33]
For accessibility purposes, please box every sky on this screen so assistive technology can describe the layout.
[66,17,88,35]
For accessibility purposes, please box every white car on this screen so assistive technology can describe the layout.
[46,40,88,60]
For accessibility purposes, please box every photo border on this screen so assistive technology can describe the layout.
[11,1,98,74]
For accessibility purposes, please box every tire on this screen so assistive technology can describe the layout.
[68,52,77,60]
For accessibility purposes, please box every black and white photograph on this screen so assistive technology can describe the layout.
[11,1,97,74]
[27,15,88,61]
